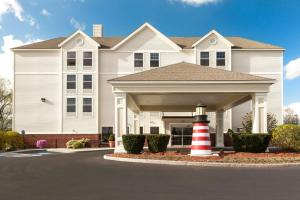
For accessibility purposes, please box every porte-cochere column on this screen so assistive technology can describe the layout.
[114,93,128,153]
[216,110,224,147]
[252,93,268,133]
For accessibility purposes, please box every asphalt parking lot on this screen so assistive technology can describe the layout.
[1,150,300,200]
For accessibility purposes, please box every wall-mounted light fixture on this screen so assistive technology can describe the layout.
[41,98,46,102]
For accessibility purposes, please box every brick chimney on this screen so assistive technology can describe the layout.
[93,24,103,37]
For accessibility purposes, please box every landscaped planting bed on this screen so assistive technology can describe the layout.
[107,151,300,164]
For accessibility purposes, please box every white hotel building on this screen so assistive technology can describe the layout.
[12,23,284,150]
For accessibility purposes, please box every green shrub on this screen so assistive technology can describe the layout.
[0,131,5,150]
[122,134,145,154]
[232,133,271,153]
[109,134,115,141]
[3,131,24,151]
[271,124,300,151]
[146,134,170,153]
[66,138,90,149]
[241,112,278,134]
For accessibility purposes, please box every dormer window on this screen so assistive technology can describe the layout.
[134,53,143,67]
[67,51,76,66]
[150,53,159,67]
[216,52,225,66]
[200,52,209,66]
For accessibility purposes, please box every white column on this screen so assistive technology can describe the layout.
[216,110,224,147]
[133,113,140,134]
[252,93,268,133]
[114,93,128,153]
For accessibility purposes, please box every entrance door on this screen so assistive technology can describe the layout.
[171,125,193,146]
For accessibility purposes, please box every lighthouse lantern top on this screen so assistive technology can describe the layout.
[195,104,206,116]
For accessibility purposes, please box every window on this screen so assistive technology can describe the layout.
[134,53,143,67]
[200,52,209,66]
[102,127,113,143]
[150,127,159,134]
[67,98,76,113]
[67,75,76,89]
[83,75,92,90]
[150,53,159,67]
[83,51,92,66]
[83,98,92,113]
[216,52,225,66]
[67,51,76,66]
[140,126,143,135]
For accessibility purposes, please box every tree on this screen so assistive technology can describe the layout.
[241,112,278,134]
[283,108,299,125]
[0,79,12,131]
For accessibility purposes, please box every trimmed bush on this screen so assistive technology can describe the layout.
[122,134,145,154]
[3,131,24,151]
[271,124,300,151]
[66,138,90,149]
[36,140,48,149]
[146,134,170,153]
[232,133,271,153]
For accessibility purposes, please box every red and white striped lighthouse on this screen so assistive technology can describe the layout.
[190,104,212,156]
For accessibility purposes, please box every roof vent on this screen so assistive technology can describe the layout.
[93,24,103,37]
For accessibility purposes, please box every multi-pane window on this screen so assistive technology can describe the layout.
[67,75,76,89]
[67,98,76,113]
[83,75,92,90]
[83,52,92,66]
[67,52,76,66]
[150,53,159,67]
[83,98,92,113]
[200,52,209,66]
[150,127,159,134]
[134,53,143,67]
[216,52,225,66]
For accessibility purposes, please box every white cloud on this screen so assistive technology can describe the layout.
[41,9,51,17]
[0,35,41,81]
[70,17,85,30]
[170,0,221,7]
[284,57,300,80]
[0,0,24,22]
[285,102,300,116]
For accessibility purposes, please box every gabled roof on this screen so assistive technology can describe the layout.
[108,62,275,82]
[192,30,233,47]
[58,30,100,47]
[111,22,182,51]
[11,36,284,50]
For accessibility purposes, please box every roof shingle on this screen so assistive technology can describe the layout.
[12,36,284,50]
[108,62,274,82]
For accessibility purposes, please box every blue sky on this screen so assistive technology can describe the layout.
[1,0,300,110]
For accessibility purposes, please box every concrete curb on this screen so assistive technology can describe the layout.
[103,155,300,168]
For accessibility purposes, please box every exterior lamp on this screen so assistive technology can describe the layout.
[41,98,46,102]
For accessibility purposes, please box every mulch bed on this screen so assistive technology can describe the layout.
[108,151,300,164]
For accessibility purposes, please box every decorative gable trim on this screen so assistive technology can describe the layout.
[192,30,233,48]
[58,30,100,47]
[111,22,182,51]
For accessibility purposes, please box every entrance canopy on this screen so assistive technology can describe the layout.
[109,62,274,112]
[108,62,275,152]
